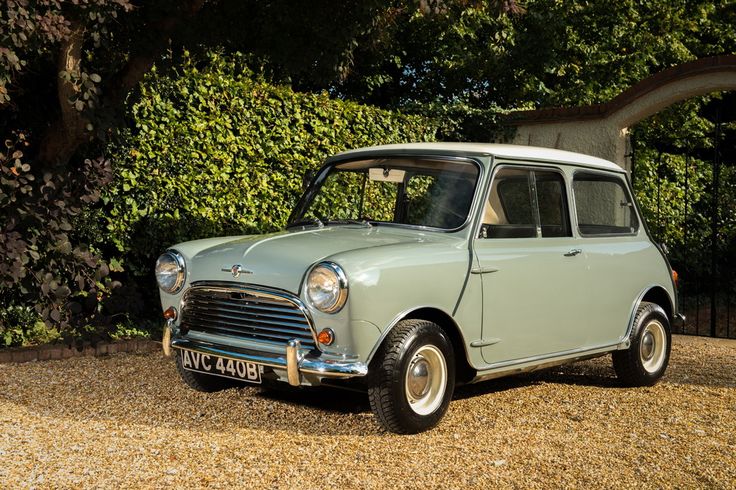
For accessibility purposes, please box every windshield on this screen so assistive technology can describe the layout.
[289,157,480,230]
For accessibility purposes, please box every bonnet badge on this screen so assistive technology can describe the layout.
[221,264,252,278]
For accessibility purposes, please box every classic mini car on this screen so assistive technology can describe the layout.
[155,143,682,434]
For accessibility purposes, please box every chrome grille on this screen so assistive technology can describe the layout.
[181,282,316,349]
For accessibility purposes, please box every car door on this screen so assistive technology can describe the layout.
[474,164,589,365]
[570,170,648,345]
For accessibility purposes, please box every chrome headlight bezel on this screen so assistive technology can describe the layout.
[155,250,186,294]
[305,261,348,314]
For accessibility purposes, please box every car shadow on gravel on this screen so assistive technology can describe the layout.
[245,366,622,435]
[253,383,372,414]
[254,357,622,414]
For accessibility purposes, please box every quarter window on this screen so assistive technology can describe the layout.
[497,171,535,229]
[573,173,638,235]
[536,171,570,237]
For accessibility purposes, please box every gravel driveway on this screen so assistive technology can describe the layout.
[1,335,734,488]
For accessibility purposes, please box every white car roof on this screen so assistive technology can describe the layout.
[335,142,624,173]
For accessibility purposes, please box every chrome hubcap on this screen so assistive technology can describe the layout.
[407,358,431,399]
[639,320,667,374]
[641,332,655,361]
[404,345,447,416]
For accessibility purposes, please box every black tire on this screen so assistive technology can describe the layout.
[368,319,455,434]
[174,350,239,392]
[613,301,672,387]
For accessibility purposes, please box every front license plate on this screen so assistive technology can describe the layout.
[179,349,264,384]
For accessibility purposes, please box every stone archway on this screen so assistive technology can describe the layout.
[504,55,736,170]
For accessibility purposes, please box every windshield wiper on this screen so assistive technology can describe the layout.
[324,218,373,228]
[287,216,375,229]
[286,217,324,229]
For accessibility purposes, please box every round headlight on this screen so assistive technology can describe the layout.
[306,262,348,313]
[155,250,186,293]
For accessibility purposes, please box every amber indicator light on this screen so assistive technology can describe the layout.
[317,328,335,345]
[163,307,177,320]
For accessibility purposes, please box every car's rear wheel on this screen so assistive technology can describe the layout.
[613,301,671,386]
[368,319,455,434]
[174,350,239,392]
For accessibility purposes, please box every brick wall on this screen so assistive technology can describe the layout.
[0,340,159,364]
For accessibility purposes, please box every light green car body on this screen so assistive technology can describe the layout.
[159,143,678,385]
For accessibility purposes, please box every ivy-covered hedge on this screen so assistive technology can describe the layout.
[105,52,437,275]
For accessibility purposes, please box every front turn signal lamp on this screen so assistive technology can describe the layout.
[163,306,177,321]
[317,328,335,346]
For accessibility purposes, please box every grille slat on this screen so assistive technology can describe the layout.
[184,318,314,344]
[184,308,315,338]
[187,297,306,317]
[186,301,309,324]
[182,284,316,349]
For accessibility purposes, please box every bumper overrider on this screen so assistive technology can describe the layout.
[167,336,368,387]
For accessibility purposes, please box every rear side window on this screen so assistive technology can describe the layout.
[573,173,638,235]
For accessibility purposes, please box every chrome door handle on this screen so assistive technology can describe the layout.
[470,266,499,274]
[564,248,582,257]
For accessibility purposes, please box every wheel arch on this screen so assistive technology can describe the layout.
[622,285,674,346]
[641,286,674,321]
[368,306,476,384]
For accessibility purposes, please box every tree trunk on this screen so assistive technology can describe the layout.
[106,0,207,108]
[36,0,207,169]
[37,21,88,167]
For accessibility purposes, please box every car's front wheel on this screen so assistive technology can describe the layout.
[613,301,672,386]
[368,319,455,434]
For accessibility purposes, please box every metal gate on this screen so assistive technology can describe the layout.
[631,95,736,339]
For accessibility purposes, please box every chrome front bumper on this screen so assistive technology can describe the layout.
[674,312,686,328]
[169,337,368,386]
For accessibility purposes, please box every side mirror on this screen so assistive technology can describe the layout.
[302,170,316,192]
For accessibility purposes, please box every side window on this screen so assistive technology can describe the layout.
[482,168,536,238]
[573,173,639,235]
[535,171,571,237]
[481,166,571,239]
[498,177,534,226]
